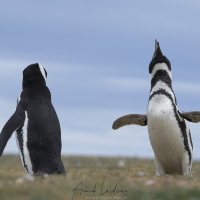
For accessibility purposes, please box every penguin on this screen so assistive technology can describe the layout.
[112,40,200,176]
[0,63,66,175]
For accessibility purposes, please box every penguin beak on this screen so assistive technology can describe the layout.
[153,40,163,58]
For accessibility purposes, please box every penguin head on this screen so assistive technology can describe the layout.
[149,40,171,79]
[22,63,47,89]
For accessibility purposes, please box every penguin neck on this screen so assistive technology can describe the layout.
[22,78,46,89]
[150,70,172,91]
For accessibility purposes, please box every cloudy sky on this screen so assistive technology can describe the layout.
[1,0,200,159]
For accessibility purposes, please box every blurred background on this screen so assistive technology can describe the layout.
[1,0,200,159]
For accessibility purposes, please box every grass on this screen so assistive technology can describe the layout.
[0,155,200,200]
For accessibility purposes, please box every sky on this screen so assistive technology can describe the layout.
[1,0,200,159]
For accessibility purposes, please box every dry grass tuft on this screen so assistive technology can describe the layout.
[0,155,200,200]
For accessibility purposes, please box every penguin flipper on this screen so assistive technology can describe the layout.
[112,114,147,130]
[181,111,200,123]
[0,102,25,156]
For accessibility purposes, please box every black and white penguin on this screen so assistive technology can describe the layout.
[112,40,200,176]
[0,63,65,175]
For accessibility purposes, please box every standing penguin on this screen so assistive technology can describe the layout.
[0,63,65,175]
[112,40,200,176]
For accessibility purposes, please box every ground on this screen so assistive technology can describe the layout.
[0,155,200,200]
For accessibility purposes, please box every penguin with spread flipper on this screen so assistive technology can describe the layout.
[113,40,200,176]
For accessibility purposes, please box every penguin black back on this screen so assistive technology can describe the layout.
[0,63,65,175]
[19,63,65,175]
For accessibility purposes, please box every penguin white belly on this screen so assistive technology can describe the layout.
[147,94,185,173]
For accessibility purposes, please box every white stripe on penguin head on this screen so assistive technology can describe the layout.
[38,63,47,81]
[150,63,172,79]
